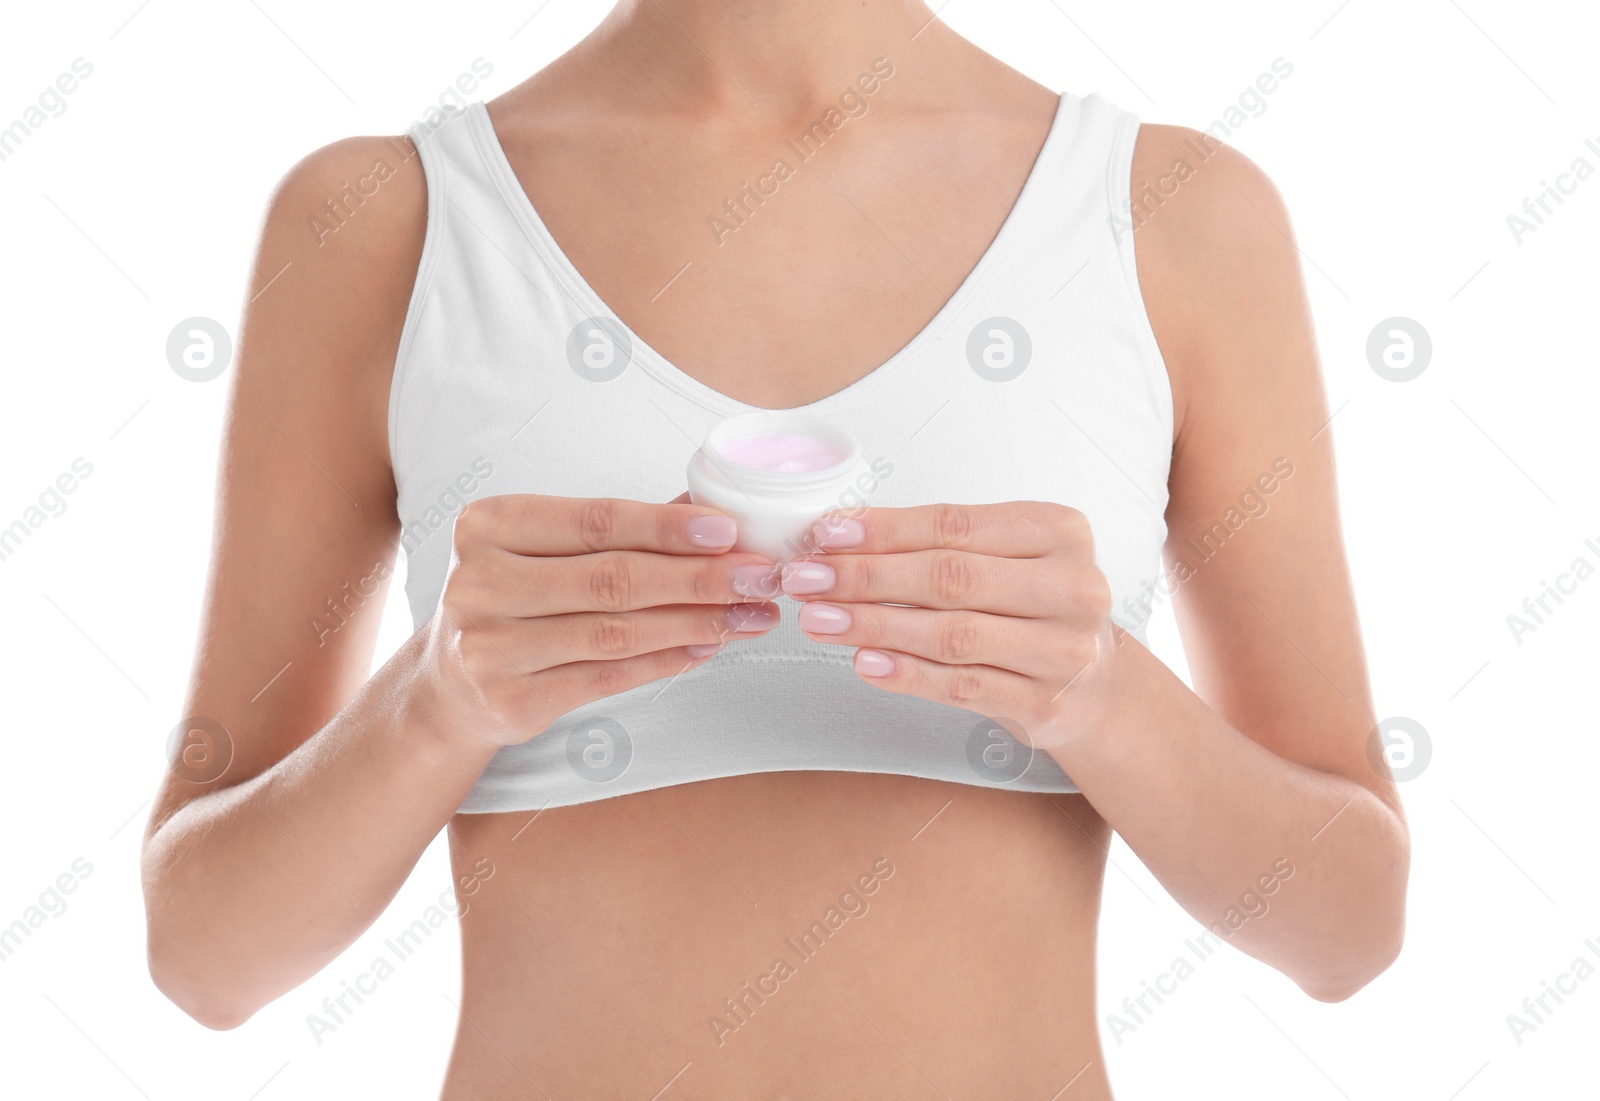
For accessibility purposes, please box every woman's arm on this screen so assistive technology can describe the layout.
[786,125,1407,1001]
[140,133,475,1029]
[141,134,778,1029]
[1100,124,1408,1000]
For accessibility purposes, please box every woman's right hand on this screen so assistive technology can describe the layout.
[414,494,781,748]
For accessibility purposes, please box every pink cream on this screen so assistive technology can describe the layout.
[719,432,845,473]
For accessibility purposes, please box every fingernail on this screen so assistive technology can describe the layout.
[687,643,725,658]
[782,560,835,595]
[688,515,738,548]
[813,516,864,549]
[732,564,781,598]
[855,649,896,677]
[798,602,851,634]
[726,603,779,633]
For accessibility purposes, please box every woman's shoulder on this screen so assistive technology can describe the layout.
[242,130,431,471]
[1125,120,1301,443]
[1129,122,1285,233]
[258,131,428,303]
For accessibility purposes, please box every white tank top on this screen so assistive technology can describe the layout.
[391,91,1173,812]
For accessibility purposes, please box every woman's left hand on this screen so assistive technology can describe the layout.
[783,502,1119,746]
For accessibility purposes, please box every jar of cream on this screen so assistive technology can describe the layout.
[686,410,875,562]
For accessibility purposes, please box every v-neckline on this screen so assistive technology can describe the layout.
[467,91,1075,417]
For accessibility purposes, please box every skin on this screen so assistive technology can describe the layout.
[141,0,1409,1096]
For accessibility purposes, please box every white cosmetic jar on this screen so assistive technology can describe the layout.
[686,410,872,562]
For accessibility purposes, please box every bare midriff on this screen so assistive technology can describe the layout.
[440,771,1111,1099]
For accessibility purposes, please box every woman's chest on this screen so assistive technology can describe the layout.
[485,95,1064,409]
[396,338,1172,642]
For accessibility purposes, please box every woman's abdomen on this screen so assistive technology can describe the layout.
[441,770,1112,1099]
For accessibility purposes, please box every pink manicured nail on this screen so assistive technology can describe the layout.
[855,649,896,677]
[798,603,851,635]
[687,515,737,548]
[782,561,835,595]
[687,643,725,658]
[726,603,779,633]
[813,516,864,549]
[732,564,781,598]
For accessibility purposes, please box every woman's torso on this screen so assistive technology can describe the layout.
[447,772,1112,1098]
[392,56,1171,1099]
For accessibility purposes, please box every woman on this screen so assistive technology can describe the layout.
[141,1,1409,1095]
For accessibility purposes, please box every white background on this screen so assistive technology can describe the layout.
[1,1,1596,1098]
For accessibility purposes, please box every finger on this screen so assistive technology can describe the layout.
[667,491,690,504]
[456,494,741,557]
[527,644,734,718]
[483,602,780,670]
[808,502,1091,559]
[845,647,1038,718]
[780,549,1050,616]
[469,547,782,616]
[795,601,1069,679]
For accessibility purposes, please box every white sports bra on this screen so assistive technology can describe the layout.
[391,91,1173,813]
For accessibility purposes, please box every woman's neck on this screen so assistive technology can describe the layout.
[596,0,945,114]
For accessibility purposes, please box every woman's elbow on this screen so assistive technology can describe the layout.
[1299,864,1409,1000]
[1297,923,1405,1002]
[144,879,263,1031]
[146,934,261,1031]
